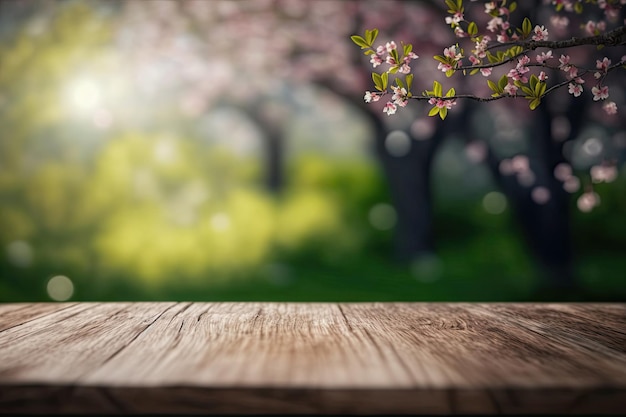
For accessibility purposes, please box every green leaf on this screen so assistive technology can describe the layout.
[433,55,448,64]
[445,0,457,12]
[433,81,442,97]
[470,68,480,75]
[364,50,375,56]
[522,17,532,38]
[428,106,440,117]
[364,29,379,46]
[445,88,456,97]
[498,74,508,90]
[529,98,541,110]
[574,2,583,13]
[521,86,534,96]
[439,106,448,120]
[372,73,383,91]
[381,71,389,90]
[488,80,499,92]
[446,69,455,77]
[406,74,414,91]
[351,35,369,49]
[391,49,399,62]
[530,74,539,91]
[396,78,405,90]
[468,22,478,36]
[509,2,517,13]
[404,43,413,56]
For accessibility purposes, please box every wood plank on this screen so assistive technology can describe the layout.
[82,303,414,387]
[0,302,177,382]
[0,303,76,332]
[0,302,624,414]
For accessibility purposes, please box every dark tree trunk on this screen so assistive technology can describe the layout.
[368,113,444,261]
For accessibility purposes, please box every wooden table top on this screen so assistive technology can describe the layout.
[0,302,624,414]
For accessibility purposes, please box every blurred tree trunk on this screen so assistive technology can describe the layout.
[368,113,443,261]
[241,103,286,194]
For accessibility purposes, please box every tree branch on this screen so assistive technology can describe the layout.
[486,24,626,52]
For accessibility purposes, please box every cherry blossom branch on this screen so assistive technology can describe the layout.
[486,25,626,52]
[352,1,625,119]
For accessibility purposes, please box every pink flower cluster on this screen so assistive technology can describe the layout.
[507,55,531,83]
[438,45,463,73]
[427,97,456,110]
[484,2,518,43]
[381,86,410,116]
[370,41,418,74]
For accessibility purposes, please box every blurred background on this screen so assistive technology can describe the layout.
[0,0,624,302]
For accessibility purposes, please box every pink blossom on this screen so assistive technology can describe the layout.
[469,55,480,65]
[370,55,383,68]
[385,56,397,65]
[398,63,411,74]
[518,55,531,66]
[385,41,397,52]
[507,68,527,83]
[438,62,453,72]
[429,97,456,110]
[550,15,569,30]
[376,45,386,56]
[503,83,518,95]
[596,57,611,71]
[487,17,503,32]
[594,71,602,79]
[558,54,571,70]
[567,66,578,79]
[445,12,464,25]
[568,83,583,97]
[474,37,490,58]
[391,86,409,107]
[364,91,381,103]
[480,68,492,77]
[532,25,549,41]
[602,101,618,115]
[444,45,462,61]
[484,2,496,13]
[383,101,397,115]
[538,71,548,81]
[536,50,553,63]
[454,27,467,38]
[592,85,609,101]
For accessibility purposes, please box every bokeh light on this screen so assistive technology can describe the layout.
[368,203,397,231]
[482,192,507,214]
[47,275,74,301]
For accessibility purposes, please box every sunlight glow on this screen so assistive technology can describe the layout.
[68,78,101,112]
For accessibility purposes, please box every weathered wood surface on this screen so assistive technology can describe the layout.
[0,302,625,414]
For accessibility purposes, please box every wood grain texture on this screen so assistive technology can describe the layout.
[0,302,624,414]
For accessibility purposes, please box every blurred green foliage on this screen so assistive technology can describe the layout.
[1,2,625,302]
